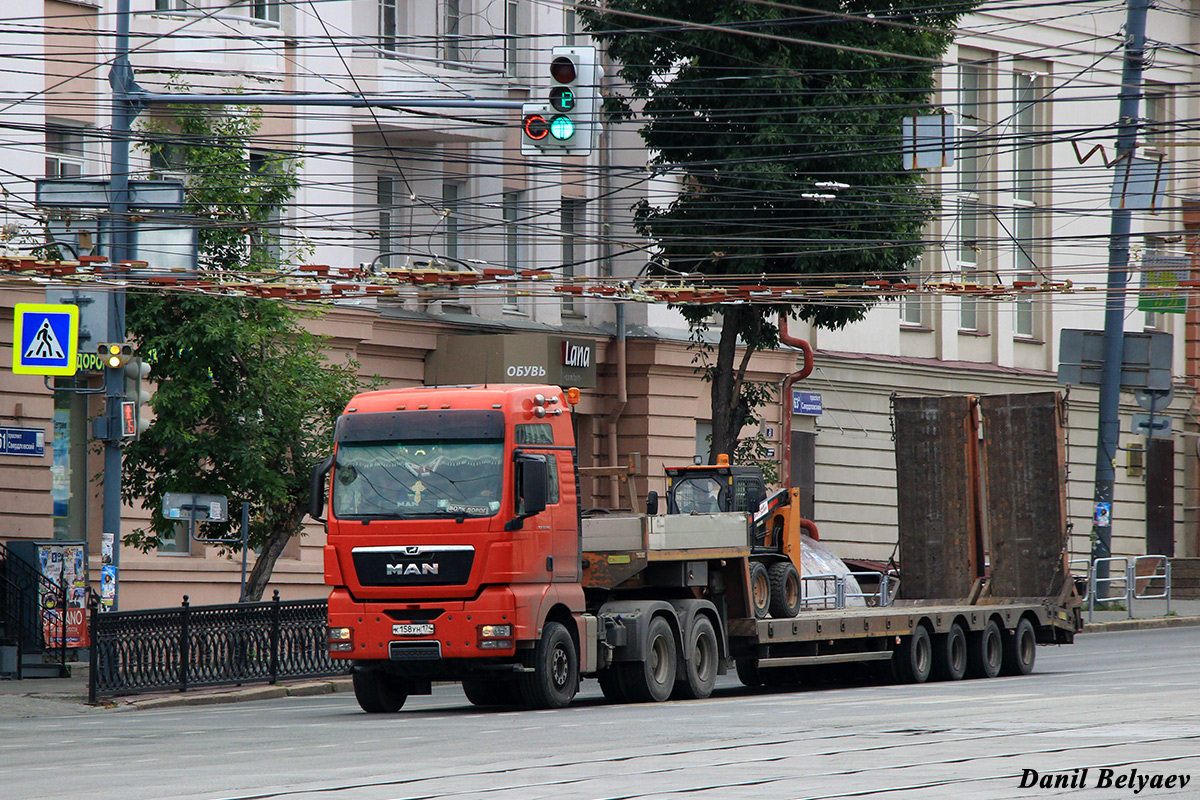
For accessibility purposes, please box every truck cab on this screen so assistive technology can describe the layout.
[313,384,586,711]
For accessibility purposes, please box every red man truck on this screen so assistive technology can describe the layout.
[310,384,1079,713]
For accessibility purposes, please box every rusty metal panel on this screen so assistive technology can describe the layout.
[893,395,981,599]
[979,392,1068,597]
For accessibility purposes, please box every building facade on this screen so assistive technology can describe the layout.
[1,0,1198,610]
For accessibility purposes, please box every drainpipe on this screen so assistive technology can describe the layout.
[608,304,627,507]
[778,314,814,492]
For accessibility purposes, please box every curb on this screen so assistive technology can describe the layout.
[1081,614,1200,634]
[116,677,353,711]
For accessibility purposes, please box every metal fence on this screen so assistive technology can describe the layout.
[1068,555,1172,623]
[88,591,346,702]
[801,570,899,610]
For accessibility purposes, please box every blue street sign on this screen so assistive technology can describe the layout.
[792,390,823,416]
[13,303,79,376]
[0,427,46,457]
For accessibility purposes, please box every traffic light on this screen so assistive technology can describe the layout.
[97,342,133,369]
[521,46,601,156]
[122,358,152,439]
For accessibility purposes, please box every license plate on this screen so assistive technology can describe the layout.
[393,623,434,636]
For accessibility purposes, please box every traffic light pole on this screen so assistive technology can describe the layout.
[99,0,525,609]
[1090,0,1150,594]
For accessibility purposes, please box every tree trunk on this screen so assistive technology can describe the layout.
[708,306,748,463]
[241,506,305,602]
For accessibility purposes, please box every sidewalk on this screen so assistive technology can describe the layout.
[3,602,1199,715]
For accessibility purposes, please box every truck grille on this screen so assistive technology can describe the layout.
[352,545,475,587]
[389,641,442,661]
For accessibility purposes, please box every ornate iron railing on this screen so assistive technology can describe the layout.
[0,542,69,679]
[88,591,345,701]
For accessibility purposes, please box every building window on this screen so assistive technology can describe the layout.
[249,151,283,265]
[377,175,404,268]
[45,125,86,179]
[443,0,461,64]
[155,0,188,11]
[563,1,577,46]
[503,190,525,311]
[958,199,979,332]
[380,0,399,55]
[561,198,582,315]
[1013,72,1042,204]
[1143,86,1171,156]
[957,63,984,196]
[900,256,924,326]
[505,0,521,77]
[1013,207,1036,337]
[249,0,279,22]
[158,522,193,555]
[442,181,461,265]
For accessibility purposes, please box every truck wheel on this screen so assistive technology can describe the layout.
[352,668,408,713]
[673,616,718,700]
[735,658,762,687]
[519,621,578,710]
[893,624,933,684]
[597,668,631,703]
[767,562,802,619]
[462,678,520,707]
[620,616,677,702]
[967,619,1003,679]
[749,562,771,620]
[931,622,968,681]
[1001,618,1037,676]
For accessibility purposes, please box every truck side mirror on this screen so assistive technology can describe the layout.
[516,454,548,517]
[646,491,660,516]
[309,454,333,522]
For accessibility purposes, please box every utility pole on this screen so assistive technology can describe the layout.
[1091,0,1151,590]
[97,1,522,609]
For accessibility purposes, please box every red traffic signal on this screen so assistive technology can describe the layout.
[550,55,577,84]
[523,113,550,140]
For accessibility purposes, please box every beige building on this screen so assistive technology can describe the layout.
[3,0,1200,612]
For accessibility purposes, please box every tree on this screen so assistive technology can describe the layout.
[581,0,975,463]
[121,104,364,601]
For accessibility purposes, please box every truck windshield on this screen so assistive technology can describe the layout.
[332,440,504,519]
[673,476,725,514]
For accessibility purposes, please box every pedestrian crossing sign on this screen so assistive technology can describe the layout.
[13,303,79,376]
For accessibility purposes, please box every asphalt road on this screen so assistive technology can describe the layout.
[5,627,1200,800]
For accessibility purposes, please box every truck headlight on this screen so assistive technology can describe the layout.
[328,626,354,652]
[478,624,513,649]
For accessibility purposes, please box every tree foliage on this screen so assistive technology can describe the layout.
[122,104,363,601]
[580,0,975,464]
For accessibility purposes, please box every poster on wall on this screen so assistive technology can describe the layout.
[35,541,90,648]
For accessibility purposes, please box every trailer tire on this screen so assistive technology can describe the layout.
[931,622,968,681]
[893,624,933,684]
[620,616,677,702]
[519,621,578,710]
[1001,617,1037,676]
[352,668,408,713]
[462,678,520,707]
[749,562,771,620]
[767,562,802,619]
[673,616,718,700]
[967,619,1004,679]
[735,658,762,687]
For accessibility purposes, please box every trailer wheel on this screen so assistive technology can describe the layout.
[767,562,802,619]
[735,658,762,687]
[967,619,1003,679]
[462,678,521,707]
[931,622,968,681]
[620,616,677,702]
[893,624,933,683]
[749,562,771,620]
[519,621,578,709]
[352,668,408,713]
[673,616,718,700]
[1001,617,1037,676]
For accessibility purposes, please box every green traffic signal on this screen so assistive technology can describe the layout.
[550,115,575,141]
